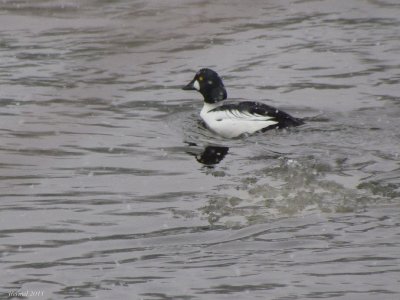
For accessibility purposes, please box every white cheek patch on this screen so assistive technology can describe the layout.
[193,80,200,91]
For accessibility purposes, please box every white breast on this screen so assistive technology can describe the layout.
[200,103,278,138]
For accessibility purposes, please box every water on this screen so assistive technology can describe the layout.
[1,0,399,299]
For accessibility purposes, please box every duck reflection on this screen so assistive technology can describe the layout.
[196,145,229,165]
[186,144,229,166]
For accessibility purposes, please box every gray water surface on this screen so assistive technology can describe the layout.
[1,1,400,299]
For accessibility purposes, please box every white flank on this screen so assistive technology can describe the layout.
[200,104,278,138]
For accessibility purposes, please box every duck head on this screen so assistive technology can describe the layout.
[182,68,227,104]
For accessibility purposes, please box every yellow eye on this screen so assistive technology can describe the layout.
[199,76,204,81]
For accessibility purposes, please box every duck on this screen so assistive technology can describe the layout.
[182,68,304,138]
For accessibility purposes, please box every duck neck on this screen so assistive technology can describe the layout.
[201,102,219,113]
[201,85,227,104]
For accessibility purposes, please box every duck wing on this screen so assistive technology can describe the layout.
[210,101,304,128]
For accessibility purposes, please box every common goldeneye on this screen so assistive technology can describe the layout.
[182,68,304,138]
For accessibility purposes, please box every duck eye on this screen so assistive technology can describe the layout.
[198,76,204,81]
